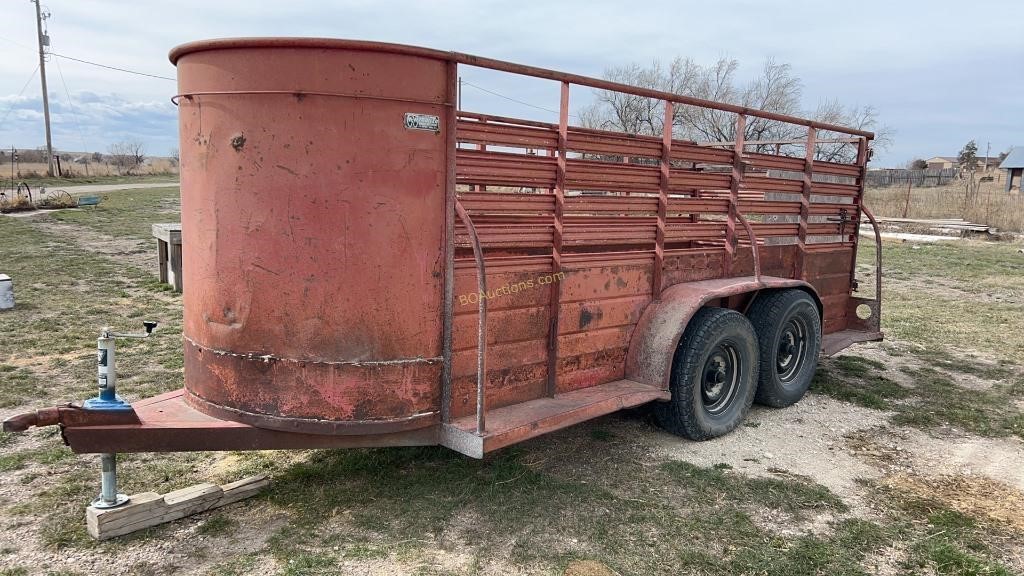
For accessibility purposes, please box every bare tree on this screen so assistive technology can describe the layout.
[108,140,146,175]
[579,57,891,163]
[169,147,180,168]
[811,100,892,163]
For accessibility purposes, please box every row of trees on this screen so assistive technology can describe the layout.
[577,57,892,163]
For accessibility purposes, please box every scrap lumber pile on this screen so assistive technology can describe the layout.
[872,217,994,236]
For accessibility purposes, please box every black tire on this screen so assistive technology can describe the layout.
[747,289,821,408]
[653,307,758,440]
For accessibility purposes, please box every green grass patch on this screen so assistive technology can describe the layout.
[17,173,178,188]
[0,366,49,408]
[812,358,911,410]
[220,446,887,575]
[0,443,73,473]
[0,210,184,408]
[880,241,1024,295]
[8,452,218,549]
[872,483,1018,575]
[910,348,1017,381]
[51,186,180,241]
[197,513,238,537]
[893,367,1023,438]
[813,352,1023,439]
[660,461,847,513]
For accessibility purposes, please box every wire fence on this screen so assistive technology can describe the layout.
[865,168,960,187]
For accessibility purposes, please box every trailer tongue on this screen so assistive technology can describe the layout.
[4,39,882,468]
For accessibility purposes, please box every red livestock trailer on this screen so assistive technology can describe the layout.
[5,38,882,464]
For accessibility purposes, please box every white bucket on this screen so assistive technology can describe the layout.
[0,274,13,310]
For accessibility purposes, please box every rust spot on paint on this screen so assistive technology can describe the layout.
[579,307,595,328]
[230,134,246,151]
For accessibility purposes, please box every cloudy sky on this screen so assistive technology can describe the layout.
[0,0,1021,167]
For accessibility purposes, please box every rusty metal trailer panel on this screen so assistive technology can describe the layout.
[4,38,882,459]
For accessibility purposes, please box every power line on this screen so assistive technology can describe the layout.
[50,52,175,82]
[53,55,91,155]
[0,65,40,127]
[0,26,174,81]
[461,78,579,119]
[0,34,36,52]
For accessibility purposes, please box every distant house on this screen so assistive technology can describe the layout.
[999,146,1024,193]
[925,155,1004,170]
[925,156,957,170]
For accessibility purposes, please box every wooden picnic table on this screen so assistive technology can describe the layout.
[152,223,182,292]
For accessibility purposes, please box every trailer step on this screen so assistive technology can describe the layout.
[821,329,883,356]
[439,379,670,458]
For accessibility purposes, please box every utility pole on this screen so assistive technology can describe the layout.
[32,0,54,176]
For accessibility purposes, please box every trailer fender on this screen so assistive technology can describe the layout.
[625,277,820,391]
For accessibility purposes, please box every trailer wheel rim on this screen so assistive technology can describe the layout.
[701,343,740,414]
[776,317,808,383]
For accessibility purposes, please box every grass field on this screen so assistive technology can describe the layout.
[1,158,179,189]
[865,176,1024,233]
[0,187,1022,575]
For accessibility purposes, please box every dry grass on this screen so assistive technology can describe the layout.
[883,474,1024,533]
[0,195,33,213]
[5,159,179,181]
[865,176,1024,233]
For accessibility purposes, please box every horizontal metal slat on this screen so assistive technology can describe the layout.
[751,223,799,236]
[564,195,659,214]
[744,152,805,172]
[458,191,555,214]
[562,224,656,246]
[666,197,730,214]
[672,143,734,165]
[565,158,660,193]
[457,119,558,150]
[566,129,662,158]
[812,159,861,177]
[742,175,804,194]
[669,169,732,191]
[811,181,860,196]
[664,222,727,241]
[456,149,557,188]
[737,199,802,214]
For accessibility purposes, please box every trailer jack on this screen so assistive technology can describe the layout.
[86,321,159,509]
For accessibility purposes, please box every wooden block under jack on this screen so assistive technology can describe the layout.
[86,474,269,540]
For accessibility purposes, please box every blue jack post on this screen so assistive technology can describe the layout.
[86,321,158,510]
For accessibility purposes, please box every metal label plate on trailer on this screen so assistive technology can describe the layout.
[404,113,440,133]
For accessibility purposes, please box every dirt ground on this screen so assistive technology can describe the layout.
[1,187,1022,575]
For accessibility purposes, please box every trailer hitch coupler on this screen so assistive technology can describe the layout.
[2,407,60,433]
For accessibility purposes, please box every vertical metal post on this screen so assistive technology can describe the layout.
[545,81,569,398]
[91,453,128,509]
[454,202,487,435]
[100,453,117,502]
[724,114,745,276]
[441,61,458,424]
[654,100,672,299]
[848,137,871,294]
[32,0,54,176]
[797,126,816,279]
